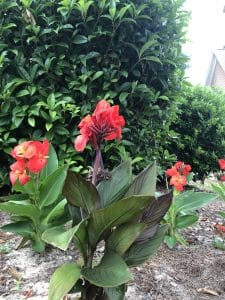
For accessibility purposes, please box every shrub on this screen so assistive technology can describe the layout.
[0,0,188,187]
[168,85,225,180]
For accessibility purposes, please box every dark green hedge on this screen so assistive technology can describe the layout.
[0,0,188,187]
[168,85,225,180]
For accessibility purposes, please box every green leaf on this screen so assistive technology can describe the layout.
[42,223,80,251]
[39,165,68,208]
[139,39,158,58]
[175,214,198,229]
[63,171,100,214]
[174,191,216,213]
[0,201,40,227]
[42,198,67,224]
[73,220,88,261]
[109,0,116,19]
[28,117,35,127]
[97,160,132,207]
[217,211,225,219]
[92,71,103,81]
[107,223,146,255]
[1,221,34,238]
[48,263,81,300]
[141,56,162,64]
[164,235,177,249]
[40,145,58,180]
[73,35,88,44]
[88,195,154,247]
[125,161,156,197]
[82,252,132,287]
[124,225,167,267]
[104,285,126,300]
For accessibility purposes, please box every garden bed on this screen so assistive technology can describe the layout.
[1,196,225,300]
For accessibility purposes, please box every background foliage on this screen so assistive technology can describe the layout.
[168,85,225,180]
[0,0,188,187]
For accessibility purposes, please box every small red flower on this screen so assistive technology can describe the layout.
[165,166,179,177]
[9,160,30,186]
[11,141,36,160]
[26,140,50,173]
[169,174,187,191]
[174,161,191,176]
[214,223,225,234]
[218,159,225,171]
[74,100,125,152]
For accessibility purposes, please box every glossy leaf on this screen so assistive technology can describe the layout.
[97,160,132,207]
[107,223,146,255]
[39,165,68,208]
[42,198,67,224]
[48,263,81,300]
[42,223,81,251]
[175,214,198,229]
[63,171,100,213]
[104,285,126,300]
[0,201,40,227]
[40,145,58,180]
[124,225,167,267]
[1,221,34,237]
[88,195,153,247]
[82,252,132,287]
[174,191,216,213]
[125,161,156,197]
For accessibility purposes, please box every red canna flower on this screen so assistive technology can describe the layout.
[165,166,179,177]
[9,160,30,186]
[218,159,225,170]
[214,223,225,234]
[174,161,191,176]
[11,141,36,160]
[74,100,125,152]
[26,140,50,173]
[169,174,187,191]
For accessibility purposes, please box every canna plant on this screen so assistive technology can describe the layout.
[0,140,69,252]
[164,162,217,248]
[42,100,173,300]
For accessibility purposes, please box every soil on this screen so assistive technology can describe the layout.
[1,180,225,300]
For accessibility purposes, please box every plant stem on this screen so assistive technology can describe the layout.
[92,149,103,186]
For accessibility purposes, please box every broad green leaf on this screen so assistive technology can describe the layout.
[48,263,81,300]
[124,225,167,267]
[104,285,126,300]
[174,191,216,213]
[39,165,68,208]
[107,223,146,255]
[42,198,67,224]
[42,223,81,251]
[164,235,177,249]
[0,193,29,202]
[97,160,132,207]
[212,183,225,201]
[0,201,40,227]
[40,145,58,180]
[63,171,100,214]
[82,252,132,287]
[139,39,158,58]
[1,221,34,238]
[92,71,103,81]
[175,214,198,229]
[217,211,225,219]
[73,35,88,44]
[73,219,88,261]
[125,161,156,197]
[88,195,154,247]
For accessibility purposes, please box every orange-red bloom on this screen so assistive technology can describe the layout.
[26,140,50,173]
[214,223,225,234]
[218,159,225,171]
[169,174,187,191]
[9,160,30,186]
[166,161,191,191]
[74,100,125,152]
[11,141,36,160]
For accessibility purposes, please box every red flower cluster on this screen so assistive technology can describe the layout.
[9,140,50,186]
[166,161,191,191]
[218,159,225,181]
[74,100,125,152]
[214,223,225,234]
